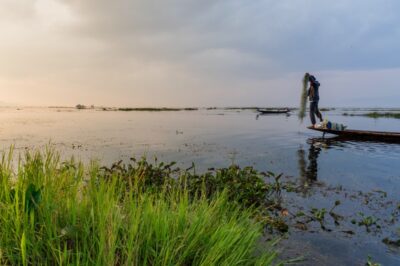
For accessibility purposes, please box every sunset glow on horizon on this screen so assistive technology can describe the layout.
[1,0,399,107]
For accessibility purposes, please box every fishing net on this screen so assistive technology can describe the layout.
[298,73,309,122]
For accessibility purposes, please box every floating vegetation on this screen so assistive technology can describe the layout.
[224,107,259,110]
[382,237,400,248]
[343,112,400,119]
[366,256,382,266]
[319,107,335,112]
[87,106,304,112]
[224,107,292,111]
[75,104,87,109]
[48,106,74,109]
[364,112,400,119]
[291,200,342,232]
[117,107,198,111]
[351,213,381,233]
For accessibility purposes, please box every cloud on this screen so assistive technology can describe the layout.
[61,0,400,70]
[0,0,399,106]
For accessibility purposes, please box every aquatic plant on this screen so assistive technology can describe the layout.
[0,148,278,265]
[351,213,381,233]
[382,237,400,248]
[75,104,86,110]
[329,200,343,226]
[291,200,343,232]
[342,112,400,119]
[364,112,400,119]
[319,108,335,112]
[224,107,259,110]
[366,255,381,266]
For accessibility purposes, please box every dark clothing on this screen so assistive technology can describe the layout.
[310,101,323,125]
[308,81,320,102]
[308,78,322,124]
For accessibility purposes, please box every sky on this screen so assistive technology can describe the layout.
[0,0,399,107]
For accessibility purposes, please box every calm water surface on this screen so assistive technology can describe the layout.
[1,107,399,265]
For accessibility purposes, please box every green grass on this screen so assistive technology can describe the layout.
[0,148,278,265]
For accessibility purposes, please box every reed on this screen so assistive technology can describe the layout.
[0,148,277,265]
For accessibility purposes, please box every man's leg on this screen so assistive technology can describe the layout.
[310,102,316,125]
[315,102,323,122]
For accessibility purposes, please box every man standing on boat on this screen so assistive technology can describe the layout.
[307,74,323,127]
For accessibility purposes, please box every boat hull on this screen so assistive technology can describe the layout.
[257,109,290,114]
[308,126,400,142]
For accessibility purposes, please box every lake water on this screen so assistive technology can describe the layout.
[1,107,399,265]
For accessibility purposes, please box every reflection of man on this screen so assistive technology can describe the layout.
[307,140,321,181]
[297,139,322,186]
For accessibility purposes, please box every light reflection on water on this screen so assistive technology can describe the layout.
[0,107,399,264]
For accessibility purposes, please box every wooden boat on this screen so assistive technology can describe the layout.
[257,108,290,114]
[308,126,400,142]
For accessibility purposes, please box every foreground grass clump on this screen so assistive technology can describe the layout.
[101,159,288,232]
[0,149,277,265]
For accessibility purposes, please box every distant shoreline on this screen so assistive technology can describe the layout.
[2,105,400,112]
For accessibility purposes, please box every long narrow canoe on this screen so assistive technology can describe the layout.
[308,126,400,142]
[257,109,290,114]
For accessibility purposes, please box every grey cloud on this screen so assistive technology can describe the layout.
[61,0,400,73]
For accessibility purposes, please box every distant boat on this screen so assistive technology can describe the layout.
[308,126,400,142]
[257,108,290,114]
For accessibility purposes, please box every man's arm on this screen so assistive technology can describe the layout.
[308,84,314,97]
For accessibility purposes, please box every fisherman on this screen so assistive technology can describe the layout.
[307,74,323,127]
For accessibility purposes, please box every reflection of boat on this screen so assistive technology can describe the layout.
[257,108,290,114]
[308,126,400,142]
